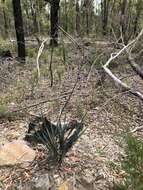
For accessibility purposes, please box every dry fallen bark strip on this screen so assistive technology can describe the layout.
[103,29,143,101]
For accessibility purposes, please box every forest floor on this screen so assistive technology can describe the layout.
[0,38,143,190]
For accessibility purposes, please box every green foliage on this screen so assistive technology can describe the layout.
[115,135,143,190]
[41,51,49,63]
[0,0,142,41]
[0,104,7,115]
[0,104,17,120]
[27,48,37,58]
[0,38,16,55]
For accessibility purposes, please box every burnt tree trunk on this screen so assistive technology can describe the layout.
[12,0,26,61]
[44,0,60,46]
[50,0,60,46]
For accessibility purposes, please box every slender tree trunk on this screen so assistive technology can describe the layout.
[134,0,142,35]
[3,7,8,38]
[120,0,128,43]
[82,0,90,36]
[50,1,60,46]
[101,0,110,35]
[64,0,68,32]
[30,0,41,46]
[30,0,40,34]
[86,12,89,36]
[23,0,31,36]
[75,0,80,35]
[12,0,26,61]
[2,0,8,39]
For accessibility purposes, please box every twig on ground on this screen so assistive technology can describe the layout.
[12,92,73,113]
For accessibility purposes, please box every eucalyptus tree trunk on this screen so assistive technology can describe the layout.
[30,0,40,34]
[75,0,80,35]
[120,0,128,43]
[2,0,8,38]
[134,0,142,35]
[12,0,26,62]
[101,0,110,35]
[82,0,90,35]
[64,0,68,32]
[3,6,8,38]
[50,0,60,46]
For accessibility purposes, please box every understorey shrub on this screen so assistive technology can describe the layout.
[25,116,85,165]
[115,135,143,190]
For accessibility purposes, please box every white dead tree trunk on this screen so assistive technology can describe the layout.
[103,29,143,101]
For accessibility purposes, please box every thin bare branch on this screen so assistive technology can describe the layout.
[36,37,49,78]
[12,92,73,113]
[103,29,143,101]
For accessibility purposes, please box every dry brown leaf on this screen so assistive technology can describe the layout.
[58,180,69,190]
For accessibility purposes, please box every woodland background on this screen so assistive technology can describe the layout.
[0,0,143,190]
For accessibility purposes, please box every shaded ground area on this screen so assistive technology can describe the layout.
[0,39,143,189]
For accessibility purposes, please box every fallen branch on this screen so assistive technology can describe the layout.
[103,29,143,101]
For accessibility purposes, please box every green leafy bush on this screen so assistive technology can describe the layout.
[0,105,17,121]
[27,48,37,58]
[115,135,143,190]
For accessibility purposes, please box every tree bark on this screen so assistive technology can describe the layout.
[3,7,8,38]
[82,0,90,36]
[1,0,8,38]
[12,0,26,62]
[50,0,60,46]
[101,0,110,35]
[64,0,68,32]
[75,0,80,36]
[133,0,142,35]
[30,0,40,34]
[120,0,128,43]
